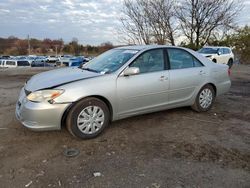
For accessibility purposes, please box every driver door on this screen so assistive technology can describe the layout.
[116,49,169,118]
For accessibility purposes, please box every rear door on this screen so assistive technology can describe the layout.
[166,48,206,104]
[116,48,169,117]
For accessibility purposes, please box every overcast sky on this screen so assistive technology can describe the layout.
[0,0,249,45]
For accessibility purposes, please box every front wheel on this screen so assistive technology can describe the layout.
[192,85,215,112]
[66,97,110,139]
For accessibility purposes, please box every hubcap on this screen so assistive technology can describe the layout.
[77,106,105,135]
[199,88,213,109]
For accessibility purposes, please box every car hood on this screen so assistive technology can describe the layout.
[25,67,101,91]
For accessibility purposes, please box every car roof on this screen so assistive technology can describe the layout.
[115,45,186,51]
[202,46,231,49]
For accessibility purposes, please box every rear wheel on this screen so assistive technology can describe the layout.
[192,85,215,112]
[227,59,233,69]
[66,97,110,139]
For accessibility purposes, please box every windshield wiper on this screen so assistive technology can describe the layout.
[80,67,99,73]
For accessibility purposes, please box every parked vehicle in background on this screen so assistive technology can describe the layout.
[198,46,234,68]
[4,60,30,68]
[47,55,58,63]
[0,55,11,59]
[31,61,54,67]
[16,45,231,139]
[56,55,74,66]
[0,59,7,67]
[62,56,88,67]
[33,56,47,63]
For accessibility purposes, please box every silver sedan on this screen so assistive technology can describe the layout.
[16,45,231,139]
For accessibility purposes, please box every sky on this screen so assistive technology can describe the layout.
[0,0,249,45]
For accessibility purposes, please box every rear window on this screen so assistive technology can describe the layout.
[17,61,30,66]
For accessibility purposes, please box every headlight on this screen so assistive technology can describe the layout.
[27,89,64,103]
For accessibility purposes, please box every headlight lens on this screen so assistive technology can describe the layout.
[27,89,64,102]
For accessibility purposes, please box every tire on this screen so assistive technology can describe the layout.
[66,97,110,139]
[191,84,215,112]
[227,59,233,69]
[212,59,217,63]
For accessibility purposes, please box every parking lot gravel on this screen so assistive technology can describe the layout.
[0,65,249,187]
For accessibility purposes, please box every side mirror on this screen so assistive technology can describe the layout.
[123,67,140,76]
[217,51,222,55]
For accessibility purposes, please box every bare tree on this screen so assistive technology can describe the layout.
[144,0,176,45]
[119,0,176,45]
[120,0,152,44]
[175,0,242,49]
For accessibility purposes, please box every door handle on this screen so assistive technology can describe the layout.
[199,70,206,75]
[159,75,168,81]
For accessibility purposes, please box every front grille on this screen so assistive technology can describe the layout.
[24,88,31,96]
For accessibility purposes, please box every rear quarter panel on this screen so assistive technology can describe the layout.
[209,64,231,96]
[186,49,231,96]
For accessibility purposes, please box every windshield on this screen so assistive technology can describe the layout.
[198,48,219,54]
[81,49,138,74]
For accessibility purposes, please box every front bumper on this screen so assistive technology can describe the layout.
[15,87,71,131]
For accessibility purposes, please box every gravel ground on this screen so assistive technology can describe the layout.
[0,65,249,188]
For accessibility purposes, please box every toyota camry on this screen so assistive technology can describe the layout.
[16,45,231,139]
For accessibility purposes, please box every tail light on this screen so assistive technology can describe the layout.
[228,68,231,76]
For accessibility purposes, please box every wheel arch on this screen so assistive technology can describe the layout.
[204,83,217,96]
[61,95,113,128]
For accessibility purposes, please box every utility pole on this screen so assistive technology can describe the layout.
[27,35,30,55]
[55,45,58,57]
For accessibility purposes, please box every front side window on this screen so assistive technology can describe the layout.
[218,48,223,54]
[167,49,203,69]
[129,49,164,74]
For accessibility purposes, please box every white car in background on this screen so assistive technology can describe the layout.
[4,60,30,68]
[56,55,74,66]
[198,46,234,68]
[47,55,58,63]
[0,59,6,67]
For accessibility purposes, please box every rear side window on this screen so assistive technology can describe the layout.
[17,61,30,66]
[6,61,15,66]
[167,49,203,69]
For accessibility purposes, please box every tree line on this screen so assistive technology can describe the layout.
[0,36,114,56]
[119,0,242,48]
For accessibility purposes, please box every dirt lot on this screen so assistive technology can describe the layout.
[0,65,250,188]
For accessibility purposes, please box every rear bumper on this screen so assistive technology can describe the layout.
[216,80,231,96]
[15,88,71,131]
